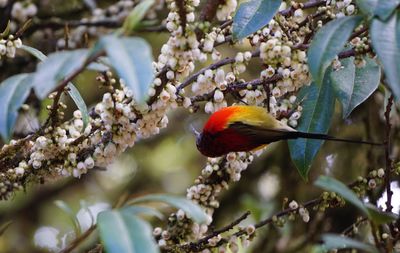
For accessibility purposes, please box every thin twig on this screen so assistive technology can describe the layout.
[175,0,187,36]
[190,75,283,104]
[176,49,260,92]
[178,211,251,252]
[59,225,97,253]
[384,94,394,214]
[199,0,226,22]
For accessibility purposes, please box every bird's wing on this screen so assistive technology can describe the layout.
[228,121,299,144]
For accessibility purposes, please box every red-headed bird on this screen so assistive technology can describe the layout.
[196,105,382,157]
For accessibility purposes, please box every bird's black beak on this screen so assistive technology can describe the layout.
[191,125,201,138]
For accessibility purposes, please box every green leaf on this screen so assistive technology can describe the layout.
[0,74,33,141]
[315,176,399,224]
[66,83,89,130]
[98,210,159,253]
[288,80,335,180]
[232,0,282,40]
[322,234,379,253]
[22,47,91,125]
[20,45,47,61]
[0,21,11,38]
[54,200,81,236]
[128,194,208,224]
[99,36,154,103]
[31,49,89,99]
[330,57,381,118]
[122,0,155,33]
[357,0,400,20]
[122,206,164,220]
[315,176,368,214]
[0,221,13,236]
[365,203,398,225]
[370,11,400,100]
[308,16,362,85]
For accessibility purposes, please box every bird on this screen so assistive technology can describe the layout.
[195,105,382,157]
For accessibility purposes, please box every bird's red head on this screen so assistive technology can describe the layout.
[196,106,262,157]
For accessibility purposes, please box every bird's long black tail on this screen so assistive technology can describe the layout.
[289,131,384,146]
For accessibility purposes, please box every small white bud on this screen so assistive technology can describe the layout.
[183,97,191,108]
[246,225,255,235]
[153,227,162,236]
[235,52,244,63]
[302,214,310,223]
[377,168,385,178]
[346,5,355,15]
[160,89,171,102]
[205,101,214,114]
[186,12,195,22]
[84,156,95,169]
[244,51,252,61]
[166,70,175,80]
[289,200,299,210]
[294,9,303,18]
[15,167,25,176]
[213,89,224,103]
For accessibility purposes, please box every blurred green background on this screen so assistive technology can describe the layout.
[0,0,399,252]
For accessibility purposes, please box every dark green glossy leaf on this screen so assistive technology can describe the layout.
[0,74,33,141]
[330,57,381,118]
[128,194,208,224]
[322,234,379,253]
[357,0,400,20]
[98,210,159,253]
[308,16,362,85]
[232,0,282,40]
[288,80,335,180]
[370,11,400,100]
[66,83,89,130]
[365,203,398,225]
[54,200,81,235]
[122,0,155,33]
[314,176,368,214]
[32,49,88,99]
[99,36,154,103]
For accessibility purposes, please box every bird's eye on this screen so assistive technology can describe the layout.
[196,133,203,147]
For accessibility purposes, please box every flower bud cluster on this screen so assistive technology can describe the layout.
[10,1,37,25]
[0,35,22,59]
[218,235,251,253]
[324,0,356,18]
[259,28,310,95]
[0,0,8,7]
[318,191,346,212]
[57,0,164,49]
[216,0,237,21]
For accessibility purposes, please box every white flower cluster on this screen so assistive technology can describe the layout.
[154,152,254,247]
[57,0,135,49]
[186,152,251,235]
[298,206,310,223]
[0,0,7,8]
[10,0,38,24]
[258,22,310,90]
[216,0,237,21]
[325,0,355,18]
[57,0,164,49]
[1,0,205,200]
[0,35,22,59]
